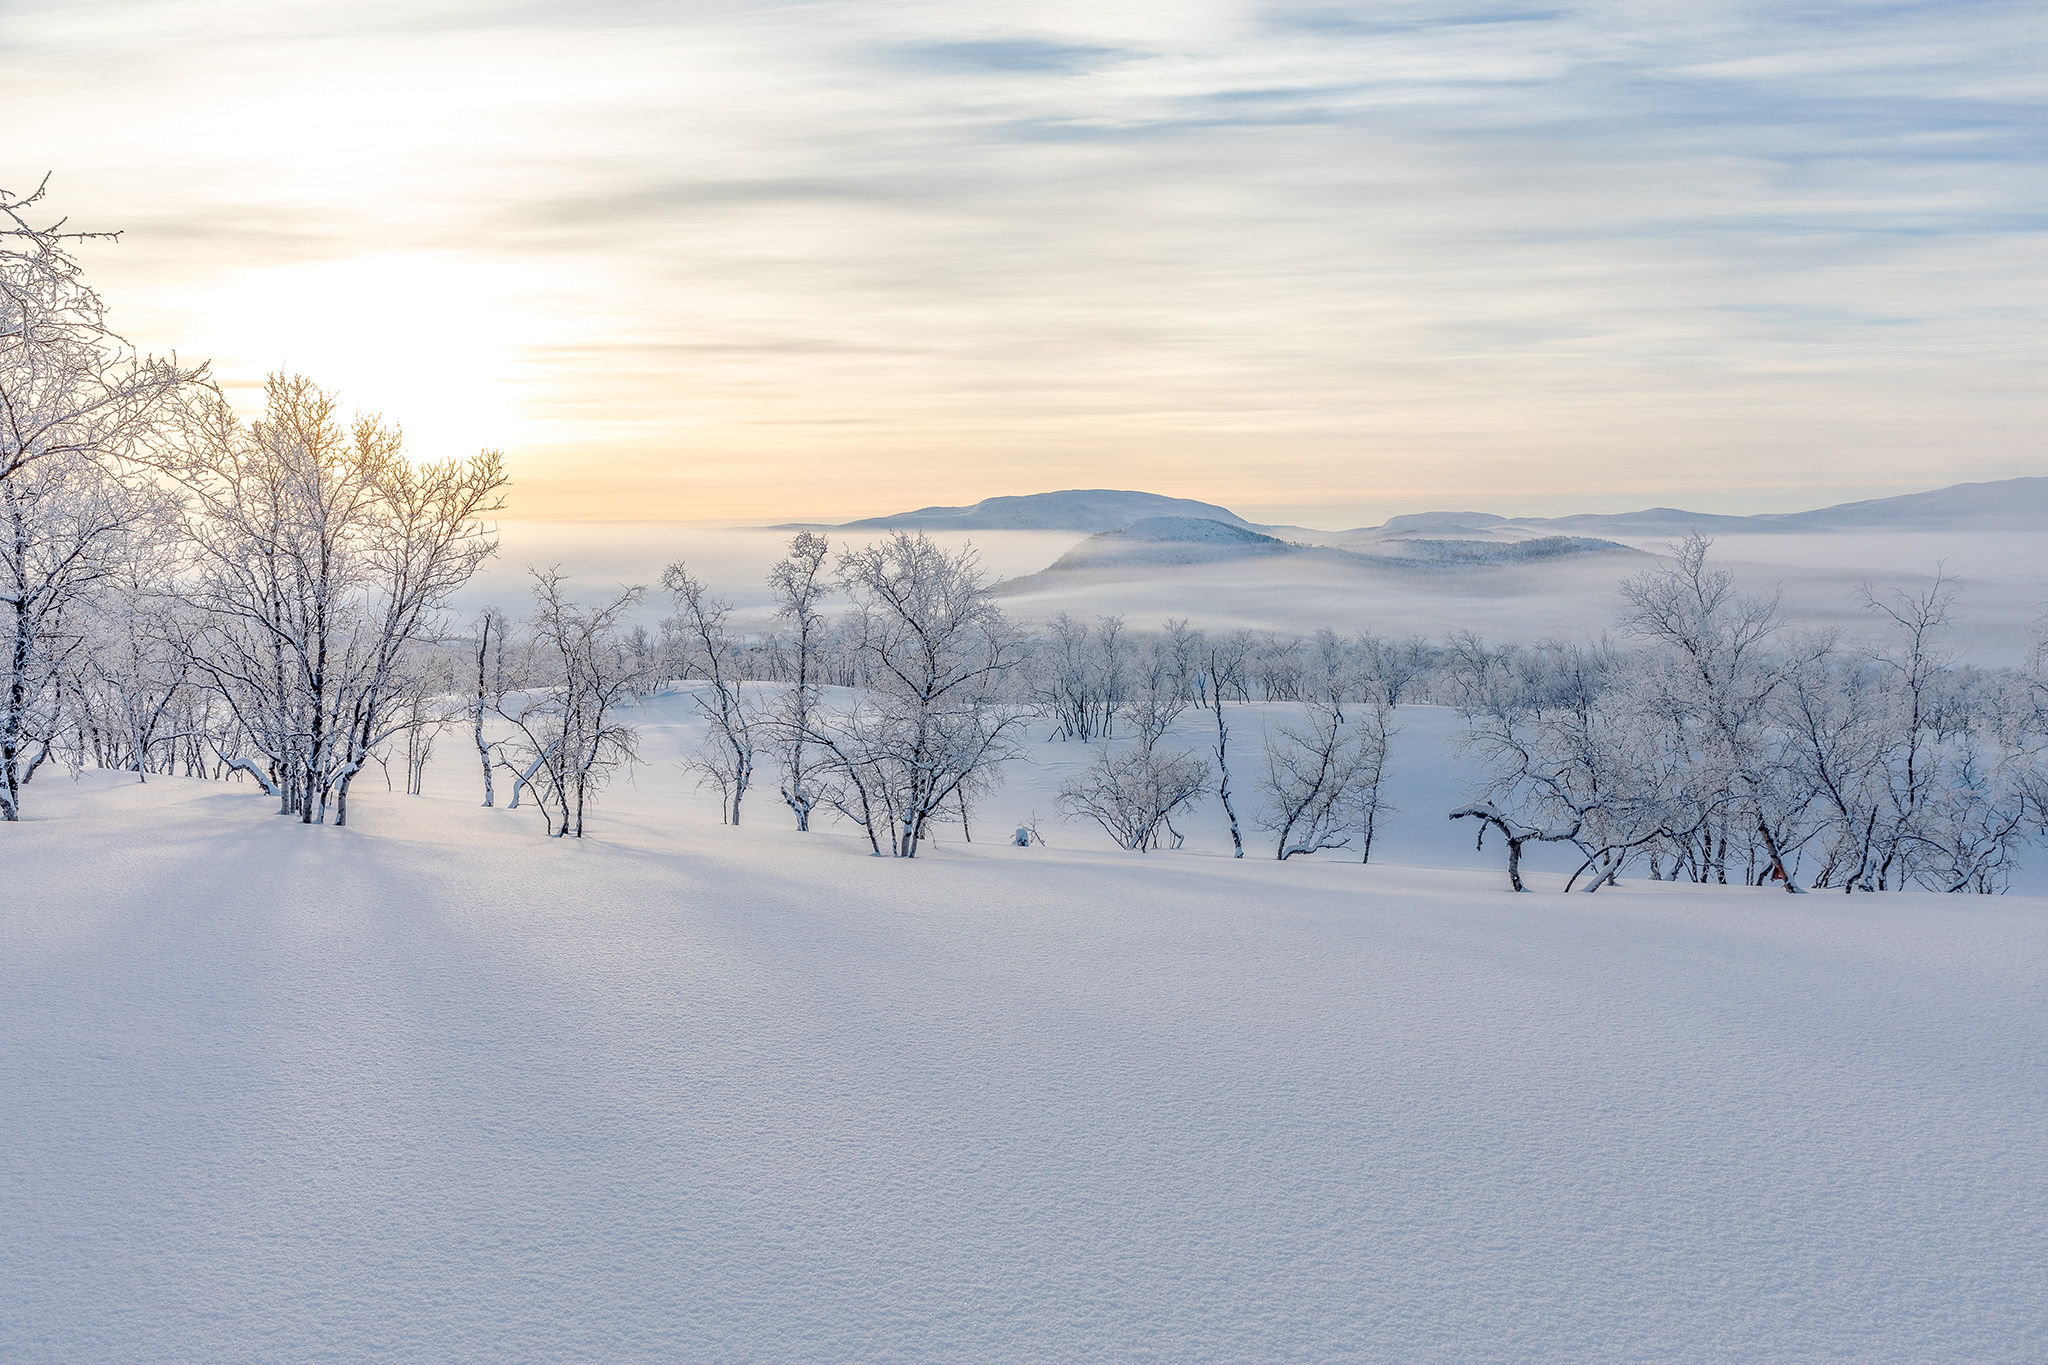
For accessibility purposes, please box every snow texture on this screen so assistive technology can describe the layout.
[5,707,2046,1363]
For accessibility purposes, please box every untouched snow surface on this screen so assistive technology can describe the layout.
[5,720,2047,1362]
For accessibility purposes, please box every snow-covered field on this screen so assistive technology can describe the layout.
[5,701,2045,1362]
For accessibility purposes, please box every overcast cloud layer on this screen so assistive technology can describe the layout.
[6,0,2043,523]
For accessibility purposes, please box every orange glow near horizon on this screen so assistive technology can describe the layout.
[12,2,2041,529]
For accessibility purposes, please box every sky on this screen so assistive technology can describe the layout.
[5,0,2043,526]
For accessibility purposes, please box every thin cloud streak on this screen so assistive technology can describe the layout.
[5,0,2041,524]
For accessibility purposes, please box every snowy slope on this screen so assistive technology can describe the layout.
[5,709,2046,1363]
[1767,476,2048,531]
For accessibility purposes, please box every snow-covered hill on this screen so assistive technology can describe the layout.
[1766,475,2048,531]
[1358,535,1639,566]
[993,517,1638,591]
[781,489,1254,533]
[1340,475,2048,539]
[4,704,2045,1361]
[1015,516,1298,572]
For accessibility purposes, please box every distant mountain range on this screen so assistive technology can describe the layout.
[1356,476,2048,540]
[778,477,2048,538]
[773,490,1251,534]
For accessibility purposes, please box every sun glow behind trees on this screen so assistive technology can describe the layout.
[187,254,537,469]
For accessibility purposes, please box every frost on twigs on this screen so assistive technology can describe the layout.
[1258,697,1395,862]
[2,178,206,820]
[783,531,1028,858]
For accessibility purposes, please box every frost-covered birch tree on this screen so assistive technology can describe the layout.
[1618,535,1811,891]
[1258,695,1394,860]
[1057,630,1209,850]
[663,560,755,824]
[765,530,831,830]
[468,608,513,806]
[169,375,505,824]
[804,532,1026,858]
[0,178,204,818]
[1205,631,1252,857]
[0,453,166,814]
[501,570,644,838]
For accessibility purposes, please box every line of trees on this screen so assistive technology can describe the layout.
[643,535,1405,860]
[464,529,2045,890]
[407,531,1406,860]
[1443,536,2048,894]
